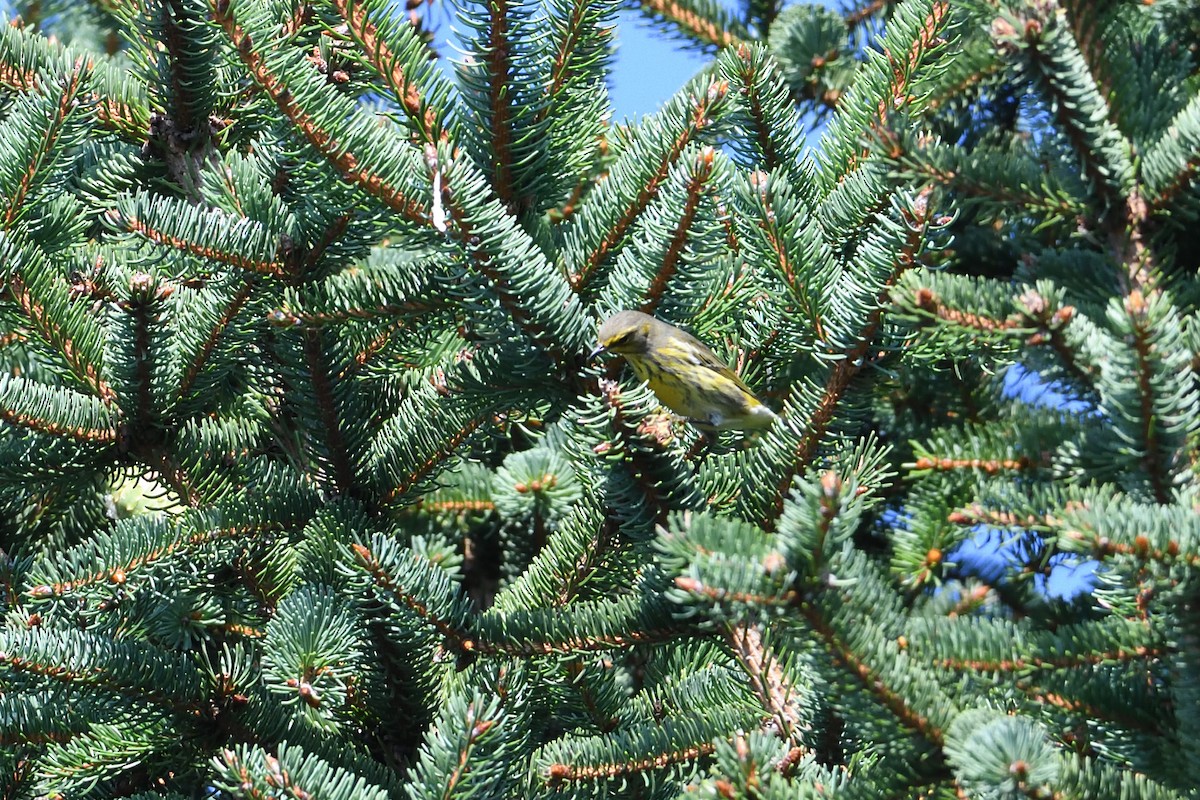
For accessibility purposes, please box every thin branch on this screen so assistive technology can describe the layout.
[484,0,517,212]
[330,0,445,144]
[177,278,255,400]
[302,328,357,494]
[6,274,114,405]
[121,214,285,277]
[380,417,483,504]
[0,405,115,444]
[632,0,743,49]
[1124,289,1170,504]
[640,147,716,314]
[571,79,730,291]
[767,186,933,526]
[802,603,946,746]
[209,0,429,224]
[3,60,85,228]
[725,623,808,745]
[545,743,716,785]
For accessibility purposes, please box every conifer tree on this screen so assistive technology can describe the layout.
[1,0,1198,797]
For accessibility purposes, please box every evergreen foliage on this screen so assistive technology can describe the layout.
[0,0,1198,797]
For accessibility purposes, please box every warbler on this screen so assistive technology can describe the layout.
[590,310,779,431]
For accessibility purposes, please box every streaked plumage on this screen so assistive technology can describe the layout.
[591,310,778,431]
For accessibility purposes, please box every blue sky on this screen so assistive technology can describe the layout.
[431,2,749,121]
[607,10,714,121]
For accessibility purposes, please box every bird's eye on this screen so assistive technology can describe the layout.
[611,332,631,346]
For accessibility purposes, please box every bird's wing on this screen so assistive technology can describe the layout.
[678,330,756,393]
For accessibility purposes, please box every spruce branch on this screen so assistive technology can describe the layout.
[437,151,589,364]
[768,186,932,524]
[743,171,829,341]
[768,5,849,113]
[349,539,473,646]
[1165,586,1200,789]
[1125,290,1171,504]
[1057,0,1116,108]
[481,0,517,213]
[596,379,684,529]
[404,670,524,799]
[433,707,496,796]
[631,0,747,51]
[301,329,358,495]
[209,0,430,224]
[1007,3,1135,203]
[0,24,150,140]
[120,274,163,442]
[934,644,1162,673]
[845,0,891,29]
[547,178,585,223]
[900,148,1087,226]
[300,211,353,278]
[562,658,620,733]
[907,285,1024,334]
[640,146,717,314]
[378,416,484,505]
[874,2,950,120]
[327,0,448,145]
[1017,290,1096,387]
[671,576,799,608]
[0,41,38,91]
[6,271,114,405]
[801,600,946,747]
[1,59,86,228]
[911,454,1041,474]
[270,299,440,328]
[544,741,716,785]
[118,211,285,278]
[176,278,254,399]
[339,319,407,378]
[1063,529,1199,570]
[470,612,706,657]
[0,630,204,711]
[1112,189,1156,290]
[352,537,701,657]
[92,93,153,141]
[412,497,495,515]
[952,487,1200,570]
[24,501,313,601]
[821,0,952,178]
[724,623,807,745]
[1088,285,1198,502]
[723,45,789,173]
[0,376,117,444]
[488,503,617,612]
[1142,93,1200,212]
[600,144,738,318]
[569,77,730,292]
[544,0,606,109]
[213,744,392,800]
[1019,683,1159,734]
[922,59,1002,113]
[158,0,210,137]
[947,504,1055,531]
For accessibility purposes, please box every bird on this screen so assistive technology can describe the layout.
[590,310,779,431]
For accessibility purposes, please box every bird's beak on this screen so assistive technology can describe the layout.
[588,344,607,361]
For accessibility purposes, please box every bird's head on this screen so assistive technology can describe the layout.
[590,310,658,360]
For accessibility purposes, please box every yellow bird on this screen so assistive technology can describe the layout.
[590,310,778,431]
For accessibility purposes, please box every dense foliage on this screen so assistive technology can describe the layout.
[1,0,1199,797]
